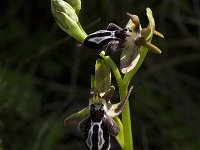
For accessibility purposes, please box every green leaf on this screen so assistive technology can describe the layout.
[0,69,40,116]
[41,122,63,150]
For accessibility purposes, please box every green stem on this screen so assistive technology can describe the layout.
[100,52,134,150]
[114,117,125,148]
[100,48,150,150]
[99,52,123,86]
[100,47,149,150]
[119,84,133,150]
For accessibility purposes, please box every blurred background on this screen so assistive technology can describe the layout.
[0,0,200,149]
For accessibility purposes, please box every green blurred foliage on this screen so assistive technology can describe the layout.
[0,69,39,114]
[0,0,199,150]
[133,83,200,150]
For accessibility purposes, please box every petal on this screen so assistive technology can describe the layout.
[106,86,133,118]
[103,115,120,137]
[101,85,115,102]
[120,43,140,74]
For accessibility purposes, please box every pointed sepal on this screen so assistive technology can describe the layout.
[120,14,142,74]
[95,59,111,95]
[64,106,89,126]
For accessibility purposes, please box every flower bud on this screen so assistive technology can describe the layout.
[51,0,87,43]
[66,0,81,15]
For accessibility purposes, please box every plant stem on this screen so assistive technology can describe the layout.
[119,84,134,150]
[100,52,134,150]
[114,117,125,148]
[99,52,123,86]
[100,49,150,150]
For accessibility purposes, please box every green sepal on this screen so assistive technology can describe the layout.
[120,14,141,74]
[137,8,164,54]
[90,75,96,89]
[64,106,89,126]
[145,8,155,40]
[95,59,111,94]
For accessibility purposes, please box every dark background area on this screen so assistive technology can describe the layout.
[0,0,200,150]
